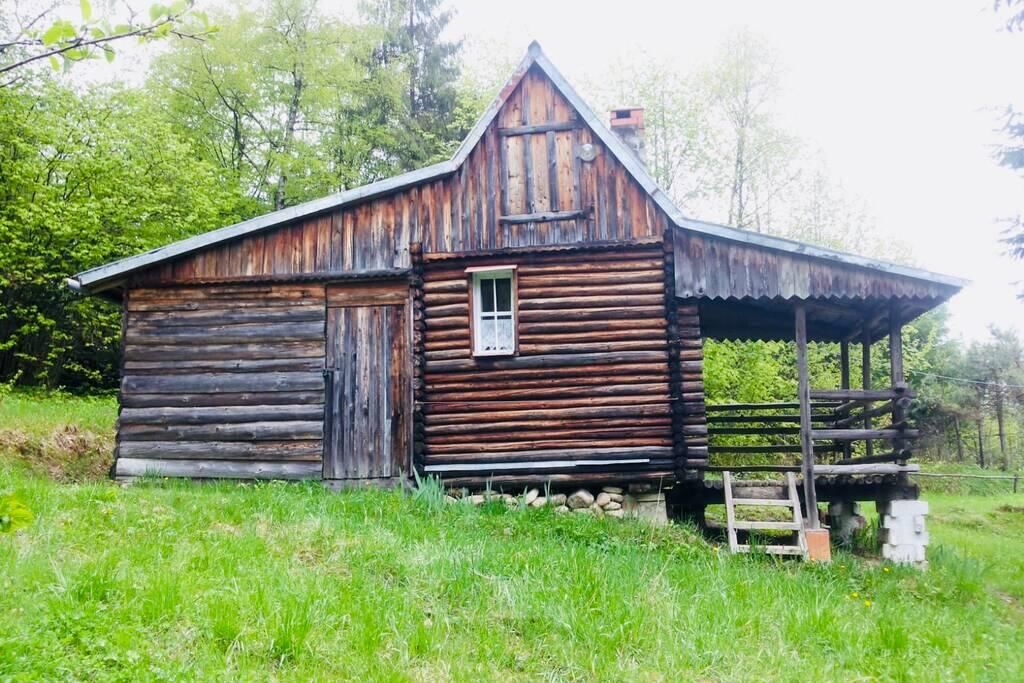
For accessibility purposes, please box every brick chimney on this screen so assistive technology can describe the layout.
[609,107,645,165]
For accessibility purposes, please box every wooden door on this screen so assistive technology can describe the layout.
[324,283,410,481]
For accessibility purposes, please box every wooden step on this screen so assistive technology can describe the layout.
[733,520,802,531]
[731,498,793,507]
[734,545,807,556]
[732,485,786,500]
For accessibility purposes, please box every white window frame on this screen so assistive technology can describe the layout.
[467,265,517,357]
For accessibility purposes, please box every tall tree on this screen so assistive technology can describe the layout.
[361,0,463,165]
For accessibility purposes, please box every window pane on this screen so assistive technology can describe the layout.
[480,317,496,350]
[496,317,514,351]
[479,277,495,313]
[495,277,512,312]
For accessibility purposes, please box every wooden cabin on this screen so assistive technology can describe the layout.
[70,43,964,543]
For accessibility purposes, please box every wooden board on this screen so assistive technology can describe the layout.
[324,303,410,479]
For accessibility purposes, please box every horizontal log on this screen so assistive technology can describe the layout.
[429,426,670,445]
[423,445,673,464]
[705,415,831,424]
[424,315,469,330]
[121,391,324,408]
[122,372,325,395]
[518,330,664,345]
[518,271,661,288]
[514,259,665,276]
[424,416,672,436]
[707,426,801,435]
[123,341,324,362]
[810,389,914,401]
[497,120,581,136]
[517,319,665,335]
[424,303,468,318]
[425,437,672,455]
[118,440,323,460]
[422,395,670,414]
[423,403,670,426]
[426,350,667,373]
[115,458,321,480]
[126,321,325,345]
[498,209,590,224]
[119,405,324,425]
[129,305,324,327]
[423,278,468,294]
[120,420,323,442]
[326,282,407,306]
[518,294,663,310]
[811,429,920,441]
[517,282,663,298]
[814,464,920,475]
[426,382,669,402]
[123,358,324,375]
[518,340,667,355]
[518,306,664,323]
[425,363,669,384]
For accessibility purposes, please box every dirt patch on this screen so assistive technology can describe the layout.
[996,504,1024,514]
[0,425,113,482]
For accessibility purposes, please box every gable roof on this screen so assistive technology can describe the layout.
[69,41,967,295]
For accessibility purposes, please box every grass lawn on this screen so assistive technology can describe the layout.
[1,467,1023,681]
[2,390,1023,680]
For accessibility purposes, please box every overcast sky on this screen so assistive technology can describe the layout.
[447,0,1024,342]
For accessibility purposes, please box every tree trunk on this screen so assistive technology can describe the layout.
[953,414,964,462]
[995,388,1008,470]
[977,418,986,468]
[273,69,304,211]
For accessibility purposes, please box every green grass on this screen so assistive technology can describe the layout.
[0,389,117,438]
[1,466,1023,681]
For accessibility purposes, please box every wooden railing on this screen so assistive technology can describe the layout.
[701,387,918,472]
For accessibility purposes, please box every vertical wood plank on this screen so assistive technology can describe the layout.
[795,303,819,529]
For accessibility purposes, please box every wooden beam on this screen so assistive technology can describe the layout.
[497,121,581,136]
[498,209,590,224]
[795,303,819,529]
[890,303,908,463]
[840,339,852,460]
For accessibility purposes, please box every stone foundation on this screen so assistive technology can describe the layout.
[444,485,668,523]
[878,499,929,568]
[827,500,867,546]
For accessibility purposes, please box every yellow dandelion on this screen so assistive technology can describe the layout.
[851,591,859,598]
[883,567,891,573]
[864,600,872,607]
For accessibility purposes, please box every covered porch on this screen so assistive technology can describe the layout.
[668,224,964,560]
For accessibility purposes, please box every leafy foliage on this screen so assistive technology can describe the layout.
[0,77,247,388]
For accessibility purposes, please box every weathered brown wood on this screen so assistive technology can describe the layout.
[810,389,913,401]
[119,405,324,425]
[119,440,323,460]
[122,372,325,394]
[115,458,321,480]
[120,391,324,408]
[795,303,819,529]
[327,281,408,307]
[499,209,589,224]
[497,120,581,136]
[812,429,920,441]
[121,421,324,441]
[123,341,324,362]
[123,358,324,374]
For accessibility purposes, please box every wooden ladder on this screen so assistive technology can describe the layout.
[723,471,808,558]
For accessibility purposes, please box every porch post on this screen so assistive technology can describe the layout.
[889,302,908,463]
[795,304,820,528]
[840,341,851,460]
[861,326,874,458]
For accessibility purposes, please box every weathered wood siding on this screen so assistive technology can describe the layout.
[114,283,327,479]
[416,242,675,485]
[673,227,952,301]
[130,66,668,286]
[324,282,411,480]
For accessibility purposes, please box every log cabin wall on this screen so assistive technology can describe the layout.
[114,282,328,479]
[417,241,676,487]
[676,298,708,476]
